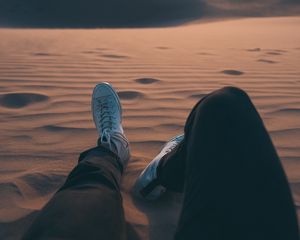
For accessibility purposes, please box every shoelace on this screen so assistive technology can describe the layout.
[97,97,117,143]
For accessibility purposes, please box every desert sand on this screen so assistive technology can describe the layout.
[0,16,299,239]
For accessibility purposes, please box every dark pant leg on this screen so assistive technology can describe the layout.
[174,87,299,240]
[23,145,126,240]
[157,95,210,192]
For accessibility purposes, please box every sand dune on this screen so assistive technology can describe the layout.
[0,17,300,239]
[0,0,299,27]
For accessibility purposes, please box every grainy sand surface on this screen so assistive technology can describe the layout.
[0,17,299,240]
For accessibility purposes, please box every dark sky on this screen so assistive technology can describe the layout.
[0,0,299,27]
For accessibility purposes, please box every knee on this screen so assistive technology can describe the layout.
[194,86,252,116]
[208,86,249,105]
[219,86,249,99]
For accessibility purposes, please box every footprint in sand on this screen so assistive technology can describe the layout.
[265,49,287,56]
[0,93,49,109]
[135,78,160,84]
[247,48,261,52]
[270,49,287,53]
[117,91,144,100]
[197,52,215,56]
[31,52,61,57]
[101,54,129,59]
[258,59,277,64]
[81,50,97,54]
[32,52,50,56]
[266,52,282,56]
[156,46,171,50]
[95,48,109,51]
[82,48,109,54]
[221,70,244,76]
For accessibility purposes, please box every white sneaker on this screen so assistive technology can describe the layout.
[92,82,130,166]
[134,134,184,200]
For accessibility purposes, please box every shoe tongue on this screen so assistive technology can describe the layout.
[102,136,108,142]
[101,129,111,143]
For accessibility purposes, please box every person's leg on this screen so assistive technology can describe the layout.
[23,83,130,240]
[156,96,213,193]
[23,144,126,240]
[174,86,299,239]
